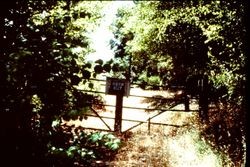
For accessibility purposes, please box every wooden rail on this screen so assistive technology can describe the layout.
[83,113,189,133]
[84,102,194,134]
[76,79,200,133]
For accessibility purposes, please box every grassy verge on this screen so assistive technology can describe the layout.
[110,112,236,167]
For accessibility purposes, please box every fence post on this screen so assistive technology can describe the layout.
[199,75,208,122]
[184,77,190,111]
[148,118,151,135]
[184,90,189,111]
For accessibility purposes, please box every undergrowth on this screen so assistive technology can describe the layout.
[111,109,245,167]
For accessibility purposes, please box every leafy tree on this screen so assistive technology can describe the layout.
[111,0,246,165]
[0,1,120,166]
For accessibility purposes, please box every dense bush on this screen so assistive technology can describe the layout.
[47,125,121,166]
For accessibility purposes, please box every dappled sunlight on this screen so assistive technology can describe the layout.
[66,86,195,131]
[167,130,223,167]
[65,80,243,166]
[1,0,245,166]
[66,85,230,166]
[112,113,231,167]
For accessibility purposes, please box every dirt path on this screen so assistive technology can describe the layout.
[66,86,226,167]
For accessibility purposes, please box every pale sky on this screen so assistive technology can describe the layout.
[86,1,134,62]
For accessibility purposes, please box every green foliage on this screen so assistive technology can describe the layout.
[89,132,121,150]
[48,128,121,166]
[0,0,115,166]
[111,1,246,165]
[111,0,246,100]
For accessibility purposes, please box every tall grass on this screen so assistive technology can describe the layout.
[111,112,234,167]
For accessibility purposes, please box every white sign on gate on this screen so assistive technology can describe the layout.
[105,77,130,96]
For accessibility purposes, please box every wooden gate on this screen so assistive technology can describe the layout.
[76,78,202,134]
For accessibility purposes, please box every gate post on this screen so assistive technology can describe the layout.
[199,75,208,122]
[184,90,189,111]
[184,78,190,111]
[106,77,130,134]
[114,94,123,134]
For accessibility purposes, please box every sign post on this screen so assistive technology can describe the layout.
[114,94,123,133]
[106,77,130,134]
